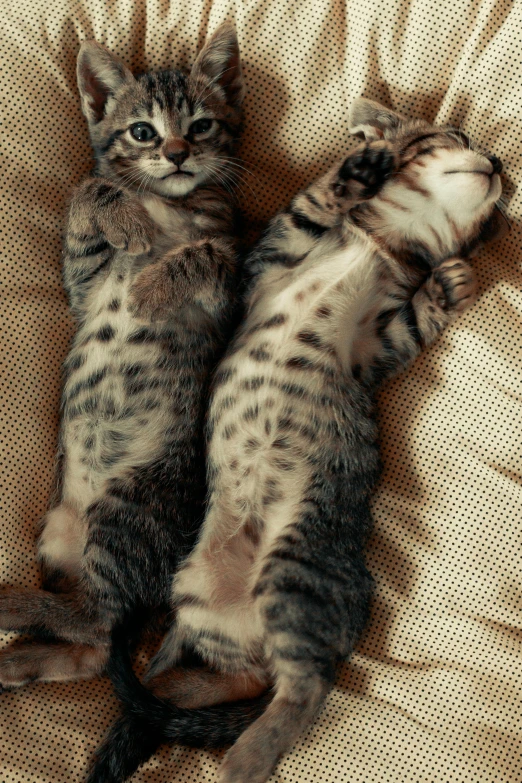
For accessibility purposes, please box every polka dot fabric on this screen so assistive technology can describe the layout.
[1,0,521,780]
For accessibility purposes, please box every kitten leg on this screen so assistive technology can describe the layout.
[0,586,111,643]
[147,666,268,709]
[412,256,477,346]
[246,141,397,276]
[363,256,477,384]
[398,256,477,362]
[218,670,330,783]
[63,177,155,310]
[65,177,155,257]
[0,495,162,685]
[297,139,398,221]
[218,521,372,783]
[0,490,172,647]
[0,640,109,689]
[129,236,235,321]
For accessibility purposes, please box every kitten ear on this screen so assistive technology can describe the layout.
[77,41,135,124]
[190,22,244,109]
[349,98,404,140]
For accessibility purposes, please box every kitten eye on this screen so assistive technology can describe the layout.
[189,118,213,135]
[130,123,157,142]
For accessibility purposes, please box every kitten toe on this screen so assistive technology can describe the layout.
[431,257,477,313]
[101,201,155,256]
[104,224,152,256]
[337,140,397,198]
[124,226,154,256]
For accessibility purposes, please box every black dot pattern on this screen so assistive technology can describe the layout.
[1,0,521,781]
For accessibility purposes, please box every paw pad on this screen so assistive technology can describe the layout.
[337,141,397,198]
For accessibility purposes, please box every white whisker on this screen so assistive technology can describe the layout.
[203,161,259,205]
[208,159,262,204]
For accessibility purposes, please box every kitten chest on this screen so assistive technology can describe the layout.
[246,240,379,372]
[141,194,215,252]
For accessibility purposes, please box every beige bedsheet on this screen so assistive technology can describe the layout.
[1,0,522,780]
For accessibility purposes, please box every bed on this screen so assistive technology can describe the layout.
[1,0,521,780]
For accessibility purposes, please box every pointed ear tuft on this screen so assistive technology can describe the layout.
[349,98,404,140]
[77,41,135,124]
[190,22,244,109]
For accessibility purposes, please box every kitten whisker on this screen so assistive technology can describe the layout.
[209,161,260,204]
[495,198,511,228]
[218,158,263,184]
[204,162,258,206]
[203,165,239,202]
[225,154,265,176]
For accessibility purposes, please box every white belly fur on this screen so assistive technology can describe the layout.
[42,198,200,574]
[171,240,379,651]
[44,263,170,570]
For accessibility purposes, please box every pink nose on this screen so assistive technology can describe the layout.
[164,139,190,167]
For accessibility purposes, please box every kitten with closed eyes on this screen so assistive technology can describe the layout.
[0,22,243,693]
[88,99,506,783]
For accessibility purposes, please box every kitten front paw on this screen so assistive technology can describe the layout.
[129,262,176,321]
[335,141,397,199]
[429,257,476,314]
[99,196,155,256]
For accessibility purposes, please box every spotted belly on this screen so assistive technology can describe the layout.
[60,268,171,512]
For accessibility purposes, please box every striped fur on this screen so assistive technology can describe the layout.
[90,100,505,783]
[0,24,243,690]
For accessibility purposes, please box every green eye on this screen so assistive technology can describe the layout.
[189,118,213,135]
[130,123,157,142]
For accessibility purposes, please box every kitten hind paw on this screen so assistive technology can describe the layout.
[0,651,34,689]
[129,261,177,321]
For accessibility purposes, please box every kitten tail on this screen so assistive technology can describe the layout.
[87,628,269,783]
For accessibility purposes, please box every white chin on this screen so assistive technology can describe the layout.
[157,175,199,197]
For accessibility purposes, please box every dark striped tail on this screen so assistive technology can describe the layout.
[87,626,269,783]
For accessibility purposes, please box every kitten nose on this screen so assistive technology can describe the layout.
[164,140,190,167]
[168,150,189,167]
[487,154,502,174]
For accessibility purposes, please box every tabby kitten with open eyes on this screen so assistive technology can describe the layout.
[89,99,506,783]
[0,23,243,691]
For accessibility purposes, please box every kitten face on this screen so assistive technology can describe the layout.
[349,99,504,257]
[94,72,239,198]
[390,126,501,236]
[77,23,244,198]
